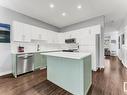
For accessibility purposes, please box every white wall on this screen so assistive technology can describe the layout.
[0,6,60,76]
[0,43,11,75]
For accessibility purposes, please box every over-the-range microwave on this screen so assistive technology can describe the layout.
[65,38,76,44]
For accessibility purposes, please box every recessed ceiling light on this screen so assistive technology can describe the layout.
[62,12,66,16]
[50,4,54,8]
[77,5,82,9]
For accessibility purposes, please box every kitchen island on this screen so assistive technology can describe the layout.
[41,52,92,95]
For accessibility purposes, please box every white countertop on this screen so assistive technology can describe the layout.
[41,52,91,59]
[11,50,63,54]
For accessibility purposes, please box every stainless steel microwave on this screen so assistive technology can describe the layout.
[65,38,76,44]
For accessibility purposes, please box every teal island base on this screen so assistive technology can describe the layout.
[42,53,92,95]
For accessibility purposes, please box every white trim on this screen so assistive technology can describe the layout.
[124,82,127,92]
[0,71,12,76]
[85,82,92,95]
[40,67,47,70]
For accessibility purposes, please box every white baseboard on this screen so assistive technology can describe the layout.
[40,67,47,70]
[0,71,12,76]
[85,82,92,95]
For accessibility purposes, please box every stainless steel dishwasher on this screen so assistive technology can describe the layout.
[17,53,34,76]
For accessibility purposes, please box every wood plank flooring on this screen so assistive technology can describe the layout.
[0,56,127,95]
[88,56,127,95]
[0,70,72,95]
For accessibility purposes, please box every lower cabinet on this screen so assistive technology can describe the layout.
[33,53,47,70]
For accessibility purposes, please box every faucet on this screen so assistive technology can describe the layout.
[37,44,40,51]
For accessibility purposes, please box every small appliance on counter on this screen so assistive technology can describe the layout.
[18,45,24,52]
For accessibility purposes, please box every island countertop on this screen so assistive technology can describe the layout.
[40,52,91,59]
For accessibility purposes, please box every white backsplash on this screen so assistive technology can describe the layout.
[11,39,79,53]
[11,41,75,53]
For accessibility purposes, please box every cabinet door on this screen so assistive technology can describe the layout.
[70,30,80,43]
[34,53,47,69]
[47,30,53,43]
[12,21,24,42]
[23,24,32,42]
[90,25,101,34]
[12,21,32,42]
[77,27,99,45]
[40,28,47,41]
[41,55,47,67]
[33,53,41,69]
[57,33,66,44]
[78,28,90,45]
[53,32,59,43]
[65,32,72,39]
[31,26,41,40]
[47,30,58,43]
[89,25,101,45]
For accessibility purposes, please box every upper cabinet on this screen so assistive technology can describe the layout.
[12,21,31,42]
[62,25,101,45]
[31,26,47,41]
[47,30,59,44]
[12,21,101,45]
[23,23,33,42]
[57,33,66,44]
[12,21,56,43]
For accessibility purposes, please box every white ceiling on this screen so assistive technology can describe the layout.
[0,0,127,28]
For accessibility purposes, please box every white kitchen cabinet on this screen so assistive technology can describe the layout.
[53,32,59,43]
[12,21,24,42]
[74,25,101,45]
[31,26,47,41]
[57,33,66,44]
[90,25,101,34]
[41,28,48,40]
[23,23,32,42]
[47,30,59,44]
[32,26,47,41]
[57,25,101,45]
[65,32,72,39]
[31,26,40,40]
[63,28,93,45]
[12,21,50,42]
[47,30,54,43]
[77,27,90,45]
[12,21,31,42]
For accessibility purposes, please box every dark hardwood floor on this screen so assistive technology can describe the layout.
[0,56,127,95]
[88,56,127,95]
[0,70,72,95]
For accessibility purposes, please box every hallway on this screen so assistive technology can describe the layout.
[88,57,127,95]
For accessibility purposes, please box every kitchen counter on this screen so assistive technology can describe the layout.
[11,50,63,54]
[41,52,91,59]
[41,52,92,95]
